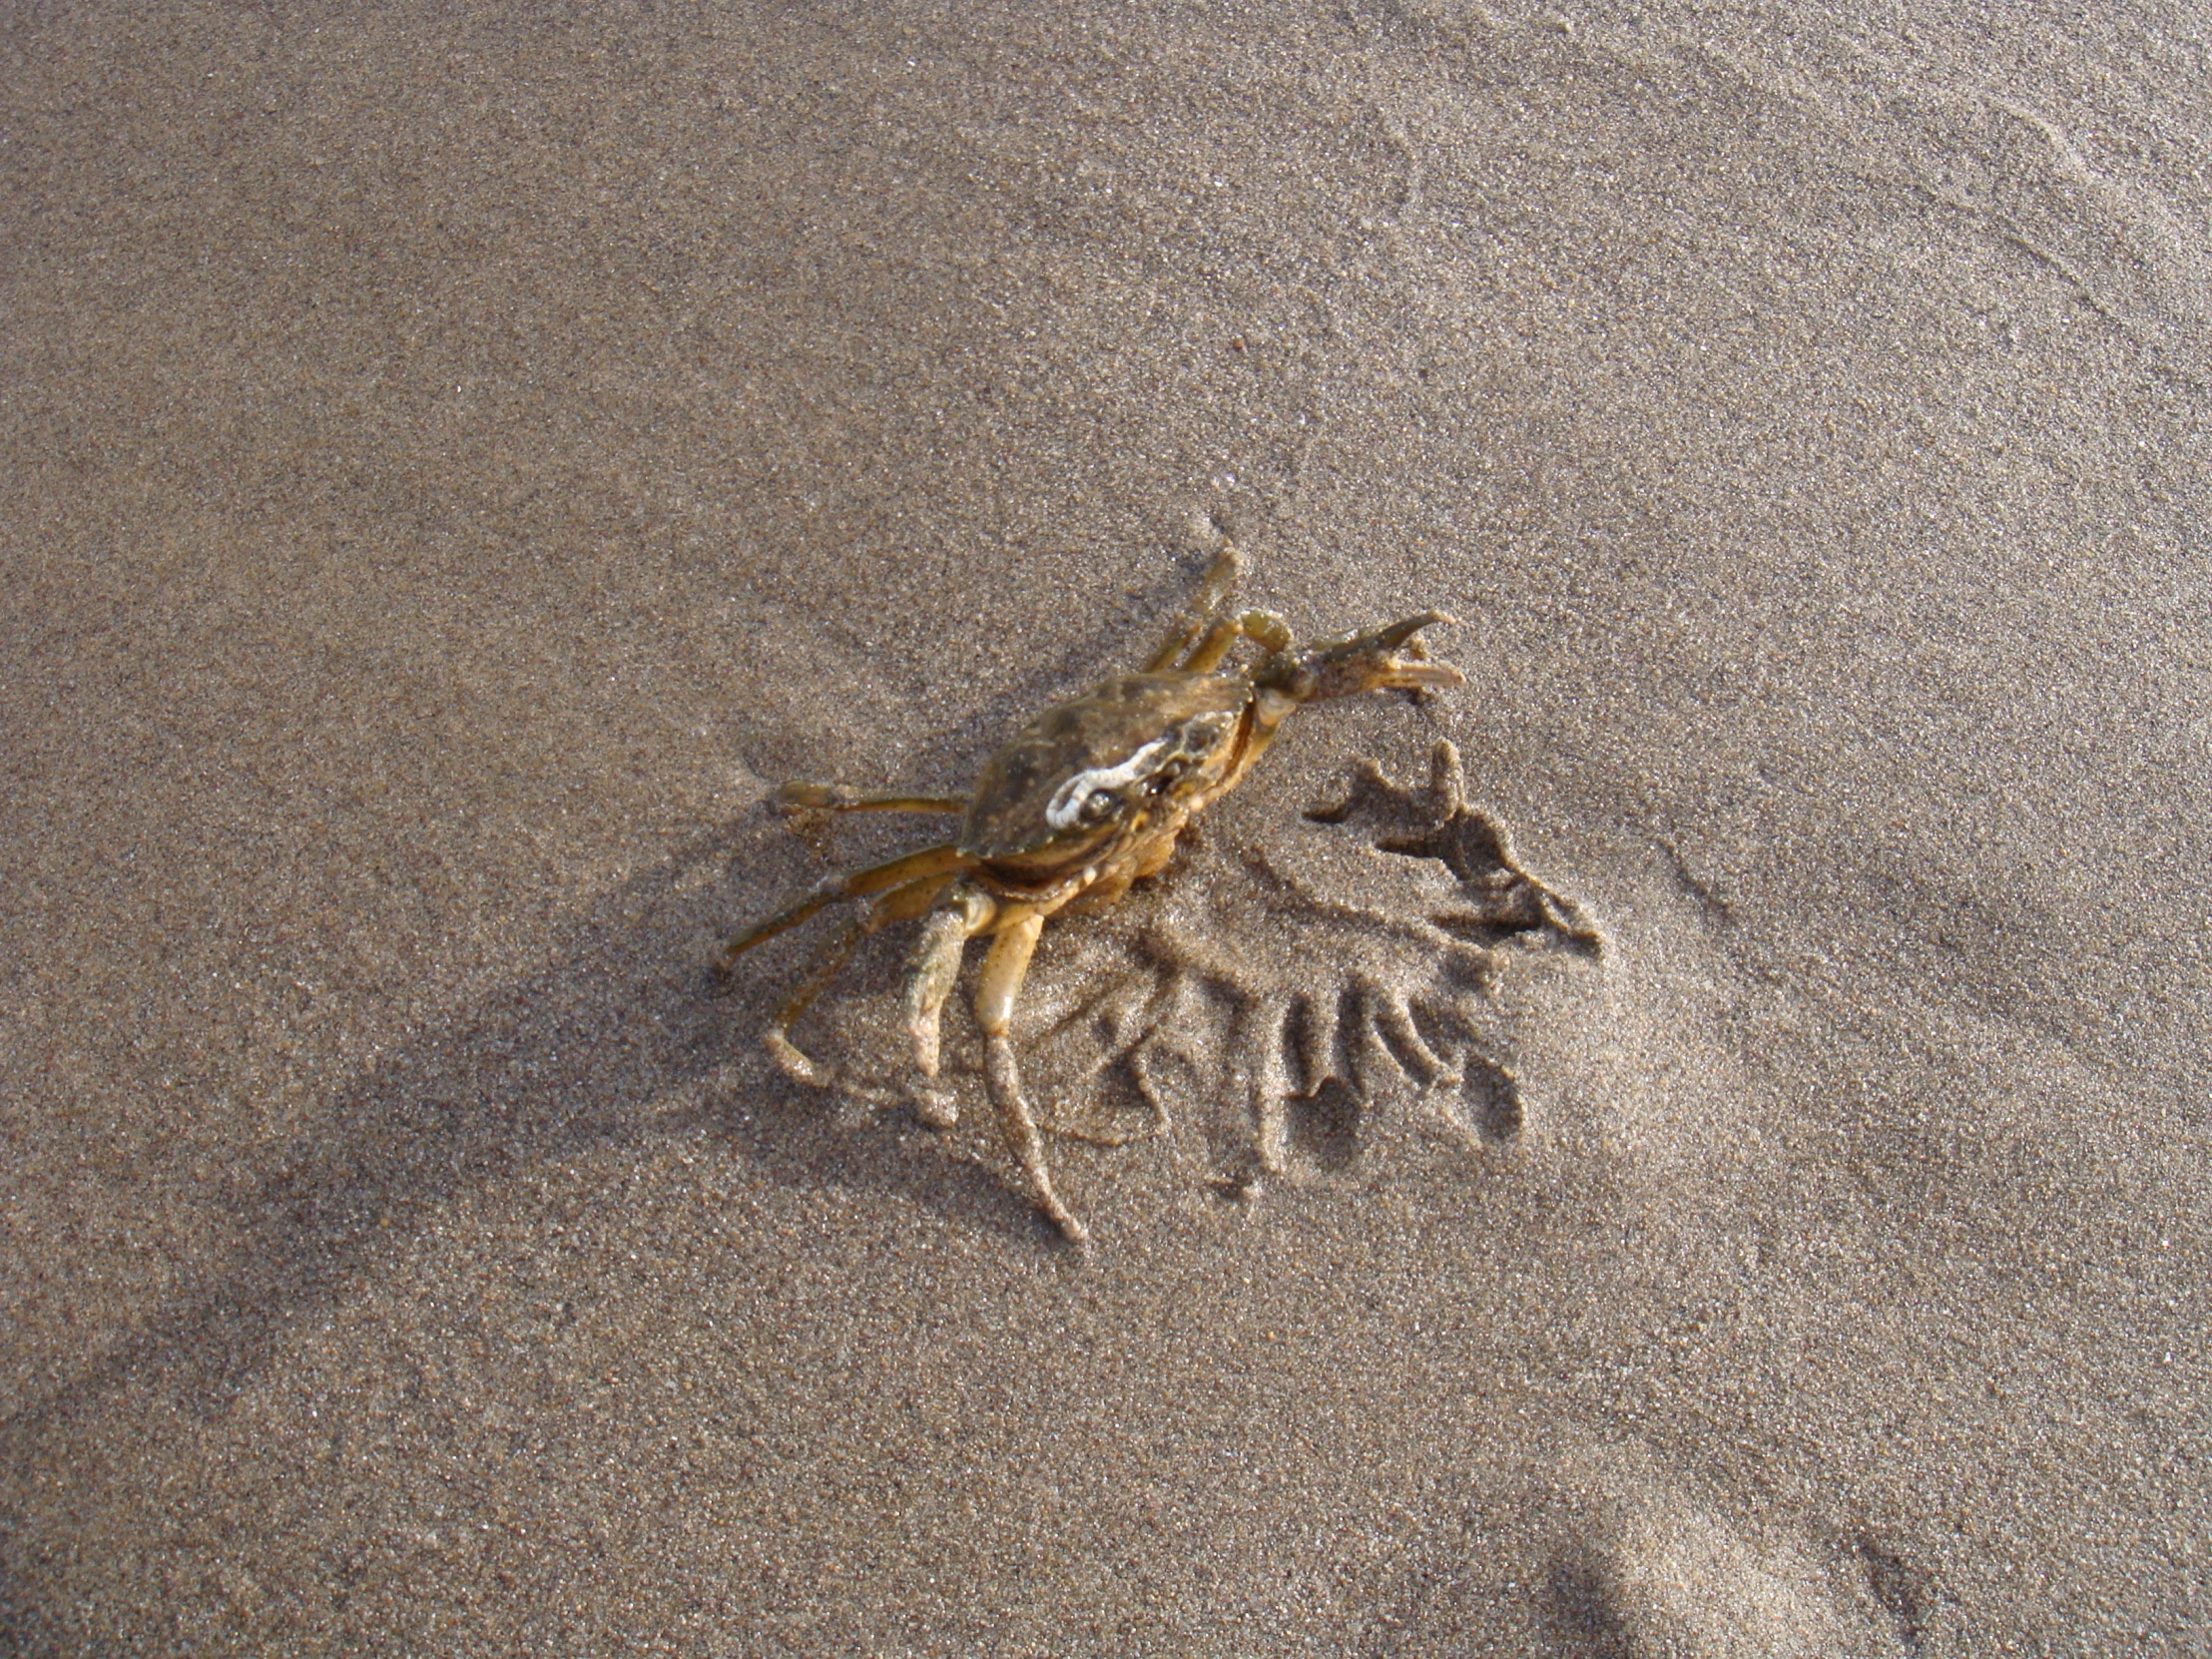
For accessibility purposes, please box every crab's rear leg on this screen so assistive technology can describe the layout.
[1143,544,1246,672]
[974,911,1089,1242]
[772,786,968,859]
[761,912,866,1086]
[1181,607,1292,674]
[776,783,966,815]
[718,841,971,974]
[758,864,959,1085]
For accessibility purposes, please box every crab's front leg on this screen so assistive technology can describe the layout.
[974,910,1088,1243]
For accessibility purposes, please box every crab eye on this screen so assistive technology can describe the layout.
[1076,790,1117,825]
[1147,757,1189,795]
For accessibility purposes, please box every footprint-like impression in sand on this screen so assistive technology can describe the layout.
[1019,739,1604,1190]
[794,739,1607,1200]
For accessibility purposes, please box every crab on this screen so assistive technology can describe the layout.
[719,546,1464,1240]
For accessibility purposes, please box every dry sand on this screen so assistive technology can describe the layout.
[3,0,2207,1652]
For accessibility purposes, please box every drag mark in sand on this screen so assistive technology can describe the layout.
[1023,739,1603,1195]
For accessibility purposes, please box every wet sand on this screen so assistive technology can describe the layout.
[3,1,2207,1652]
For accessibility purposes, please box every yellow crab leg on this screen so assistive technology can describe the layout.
[1181,607,1293,674]
[974,911,1087,1242]
[776,783,966,815]
[718,841,972,972]
[1143,544,1245,673]
[904,885,998,1077]
[763,869,958,1086]
[761,913,865,1085]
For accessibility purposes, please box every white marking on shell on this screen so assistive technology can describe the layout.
[1045,737,1174,831]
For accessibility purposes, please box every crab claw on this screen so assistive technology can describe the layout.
[1260,613,1466,706]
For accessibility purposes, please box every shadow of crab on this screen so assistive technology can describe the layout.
[816,740,1606,1199]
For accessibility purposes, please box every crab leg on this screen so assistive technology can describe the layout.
[763,870,958,1085]
[1181,608,1292,674]
[974,911,1088,1242]
[776,783,966,815]
[717,841,972,972]
[905,885,997,1077]
[762,913,865,1085]
[1143,544,1245,672]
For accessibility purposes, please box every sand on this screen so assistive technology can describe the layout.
[2,0,2206,1652]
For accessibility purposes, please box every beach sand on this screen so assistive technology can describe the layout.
[2,1,2206,1651]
